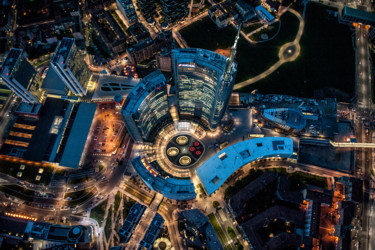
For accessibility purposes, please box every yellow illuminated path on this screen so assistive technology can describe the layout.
[233,8,305,90]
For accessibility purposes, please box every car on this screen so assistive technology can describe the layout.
[223,120,234,132]
[219,141,229,150]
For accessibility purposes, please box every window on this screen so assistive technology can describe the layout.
[240,150,250,159]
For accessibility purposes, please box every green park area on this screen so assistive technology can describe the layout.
[0,185,35,202]
[208,213,228,247]
[90,199,108,224]
[0,158,53,185]
[64,187,94,206]
[250,3,355,101]
[180,12,299,84]
[180,3,355,101]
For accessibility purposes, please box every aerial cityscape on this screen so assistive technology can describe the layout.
[0,0,374,249]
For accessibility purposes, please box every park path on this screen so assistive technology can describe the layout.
[233,8,305,90]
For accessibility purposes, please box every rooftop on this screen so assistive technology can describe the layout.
[342,6,375,24]
[263,108,306,130]
[0,48,23,76]
[51,38,75,64]
[59,102,97,168]
[122,70,166,116]
[131,156,196,200]
[196,137,294,195]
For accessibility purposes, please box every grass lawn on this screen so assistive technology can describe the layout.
[90,199,108,224]
[179,12,299,84]
[208,213,227,246]
[67,176,91,185]
[114,191,122,212]
[124,186,152,204]
[180,4,355,101]
[242,23,263,34]
[0,159,53,185]
[0,185,35,202]
[198,184,207,197]
[65,188,94,207]
[227,226,236,239]
[250,21,280,41]
[244,3,355,101]
[105,208,113,240]
[123,197,136,219]
[64,187,93,200]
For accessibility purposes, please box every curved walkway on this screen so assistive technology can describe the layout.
[233,8,305,90]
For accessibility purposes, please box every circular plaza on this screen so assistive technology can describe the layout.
[165,134,205,168]
[152,123,207,178]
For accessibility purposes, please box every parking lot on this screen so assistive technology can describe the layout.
[88,103,126,157]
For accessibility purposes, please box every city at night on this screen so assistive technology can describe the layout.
[0,0,374,249]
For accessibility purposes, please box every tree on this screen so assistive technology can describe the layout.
[213,201,220,208]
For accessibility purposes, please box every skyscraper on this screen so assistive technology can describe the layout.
[121,70,172,142]
[160,0,188,24]
[171,28,240,130]
[49,38,91,96]
[0,48,44,104]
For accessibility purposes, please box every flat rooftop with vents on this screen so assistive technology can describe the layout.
[196,137,294,195]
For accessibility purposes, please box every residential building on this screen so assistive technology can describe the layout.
[139,213,164,249]
[136,0,156,19]
[126,31,173,65]
[160,0,188,24]
[119,203,146,243]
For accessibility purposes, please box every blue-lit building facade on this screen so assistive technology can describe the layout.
[172,48,237,130]
[122,70,172,143]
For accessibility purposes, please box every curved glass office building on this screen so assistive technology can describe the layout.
[172,48,237,130]
[122,70,172,142]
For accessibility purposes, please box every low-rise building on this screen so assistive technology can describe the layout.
[139,213,164,249]
[255,5,275,24]
[119,203,146,243]
[261,108,307,134]
[179,209,222,250]
[131,156,196,200]
[127,31,173,65]
[0,213,93,248]
[128,22,150,42]
[196,137,294,195]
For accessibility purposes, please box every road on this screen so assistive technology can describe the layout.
[355,25,372,110]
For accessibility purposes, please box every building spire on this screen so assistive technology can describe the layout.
[223,24,241,81]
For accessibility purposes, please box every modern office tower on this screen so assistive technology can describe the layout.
[160,0,188,24]
[171,28,239,130]
[136,0,156,19]
[122,70,172,143]
[49,38,91,96]
[116,0,138,25]
[0,48,44,104]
